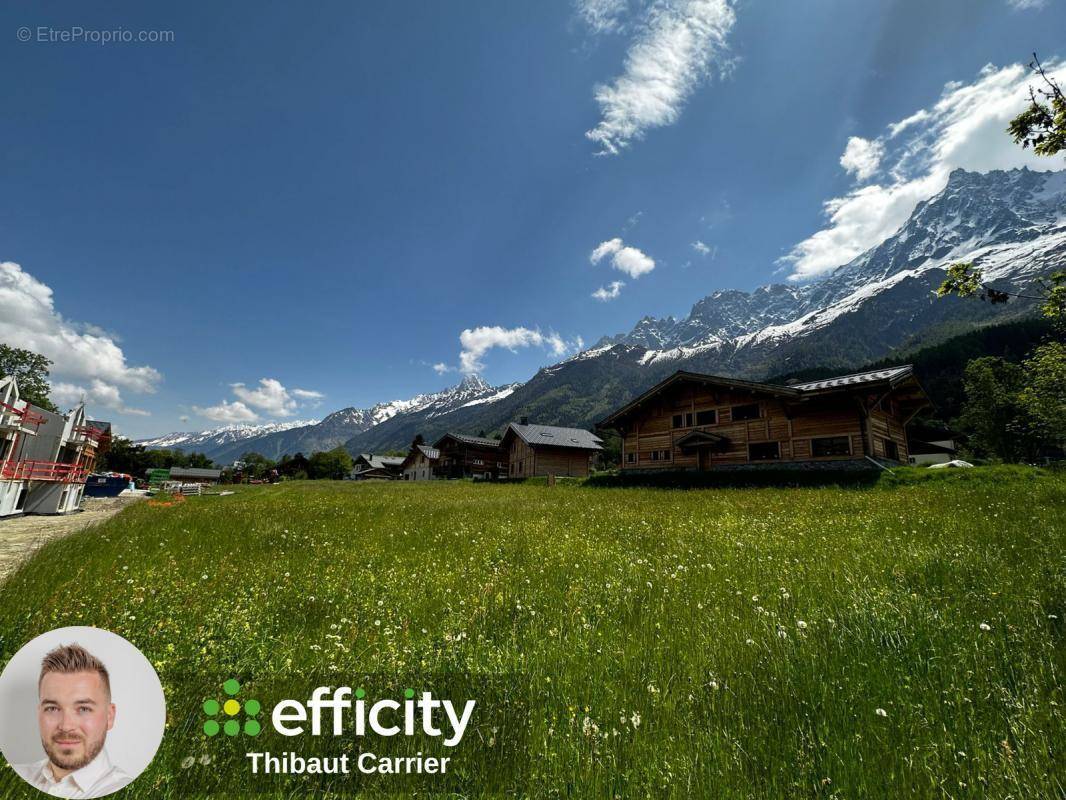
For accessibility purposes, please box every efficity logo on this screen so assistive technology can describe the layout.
[198,679,478,776]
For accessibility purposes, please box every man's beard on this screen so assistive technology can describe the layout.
[43,731,105,773]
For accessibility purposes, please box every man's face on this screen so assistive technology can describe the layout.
[37,671,115,773]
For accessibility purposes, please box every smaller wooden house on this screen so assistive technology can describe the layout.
[597,366,932,471]
[350,453,405,480]
[401,441,440,481]
[501,421,603,479]
[433,433,505,480]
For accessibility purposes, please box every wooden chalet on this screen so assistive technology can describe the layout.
[597,366,931,471]
[401,442,440,481]
[432,433,505,480]
[501,421,603,479]
[350,453,405,480]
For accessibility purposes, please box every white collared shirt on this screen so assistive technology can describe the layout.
[14,748,134,798]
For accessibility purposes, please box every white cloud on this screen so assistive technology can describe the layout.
[592,280,626,301]
[193,400,259,424]
[1006,0,1047,9]
[782,61,1066,281]
[590,237,656,278]
[195,377,322,424]
[432,362,456,374]
[231,378,322,417]
[577,0,629,34]
[51,380,150,416]
[839,136,884,182]
[0,261,161,417]
[691,239,711,255]
[458,326,575,374]
[179,415,190,424]
[585,0,736,155]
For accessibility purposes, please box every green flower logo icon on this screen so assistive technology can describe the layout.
[203,679,262,737]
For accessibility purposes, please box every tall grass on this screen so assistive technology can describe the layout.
[0,470,1063,798]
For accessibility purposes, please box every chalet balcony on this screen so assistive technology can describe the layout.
[0,460,88,484]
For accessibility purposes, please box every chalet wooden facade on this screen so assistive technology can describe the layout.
[433,433,505,480]
[501,422,603,479]
[597,366,931,472]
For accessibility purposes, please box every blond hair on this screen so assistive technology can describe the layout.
[39,643,111,697]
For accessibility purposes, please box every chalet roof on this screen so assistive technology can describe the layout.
[906,422,960,442]
[598,365,923,429]
[416,444,440,460]
[790,366,914,392]
[356,453,405,470]
[169,467,222,479]
[907,440,957,456]
[433,432,501,449]
[504,423,603,451]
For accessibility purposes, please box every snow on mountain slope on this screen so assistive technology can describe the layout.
[137,419,319,449]
[608,167,1065,367]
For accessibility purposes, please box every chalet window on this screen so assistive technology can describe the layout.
[811,436,851,457]
[473,458,484,465]
[685,412,694,427]
[732,403,760,421]
[695,409,717,426]
[650,450,670,461]
[883,438,900,461]
[672,414,683,429]
[748,441,780,461]
[661,449,671,461]
[625,452,636,463]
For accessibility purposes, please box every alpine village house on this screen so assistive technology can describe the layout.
[501,420,603,479]
[597,366,932,472]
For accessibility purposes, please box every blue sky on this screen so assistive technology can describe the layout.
[2,0,1064,437]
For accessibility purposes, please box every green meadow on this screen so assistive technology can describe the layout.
[1,468,1064,798]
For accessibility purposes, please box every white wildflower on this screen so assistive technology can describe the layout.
[875,708,888,717]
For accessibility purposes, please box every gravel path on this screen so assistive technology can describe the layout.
[0,496,144,580]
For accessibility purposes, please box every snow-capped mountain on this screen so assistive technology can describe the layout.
[143,374,518,463]
[606,167,1065,367]
[136,419,319,450]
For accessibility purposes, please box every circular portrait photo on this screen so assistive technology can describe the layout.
[0,626,165,798]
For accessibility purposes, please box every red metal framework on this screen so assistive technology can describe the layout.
[0,460,88,483]
[0,401,47,428]
[73,425,106,444]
